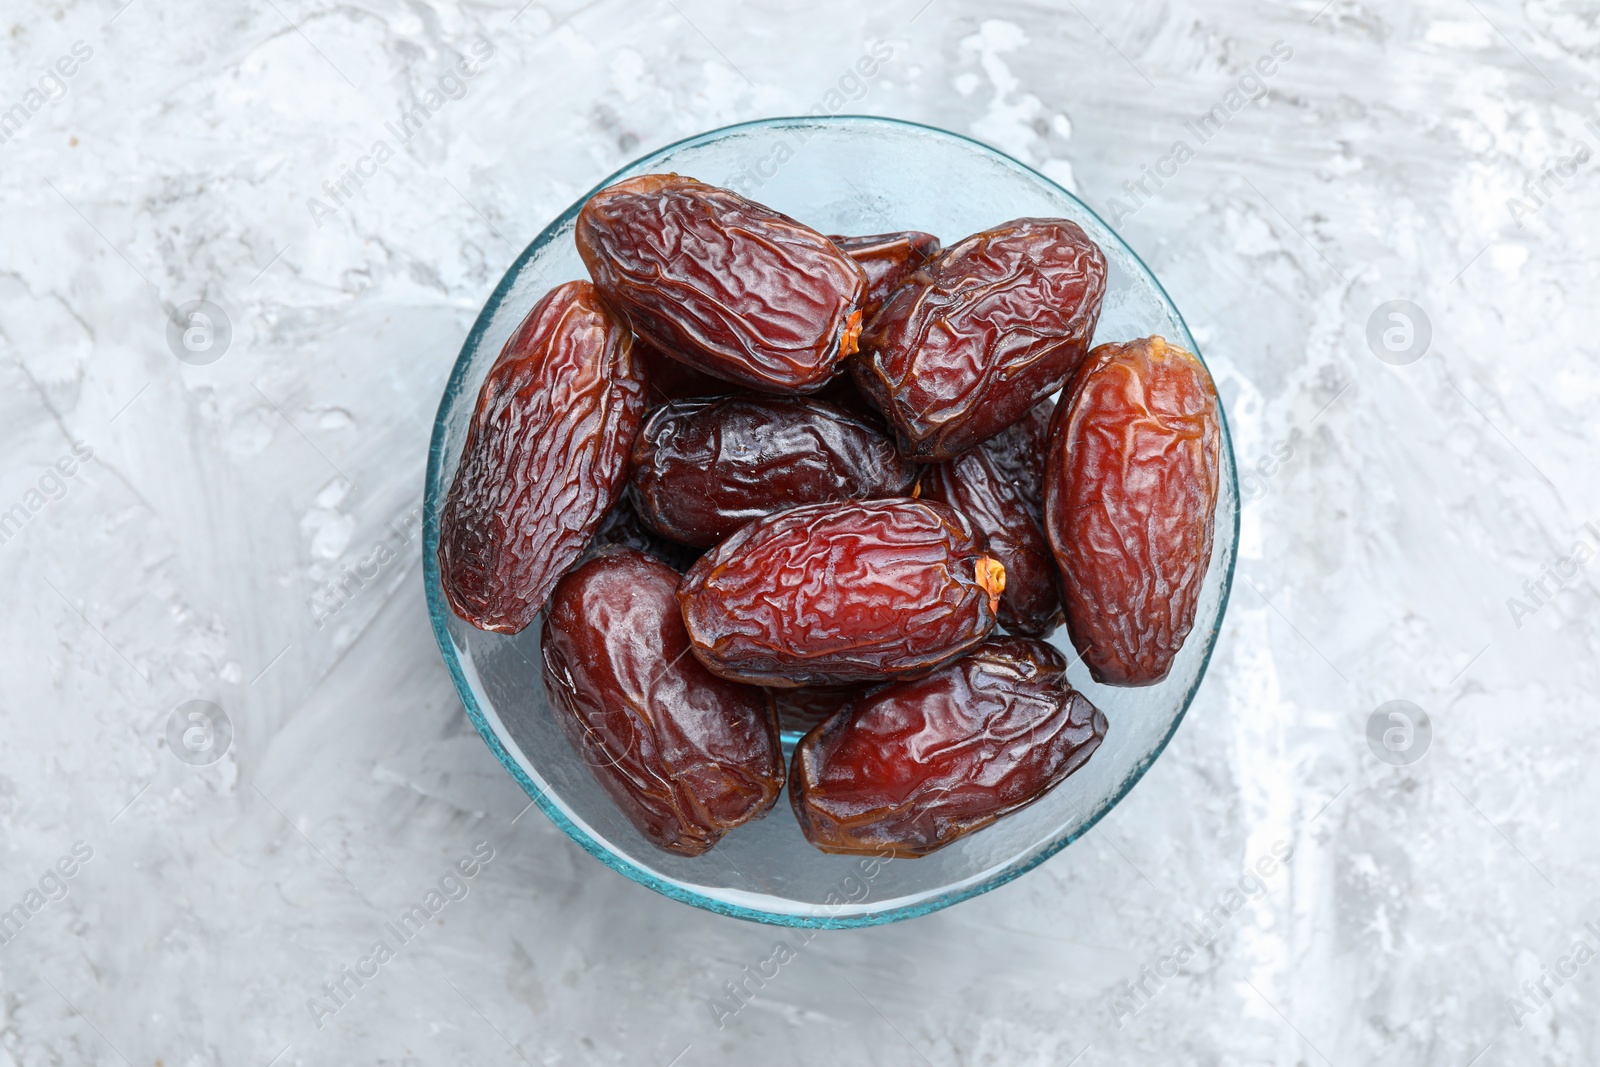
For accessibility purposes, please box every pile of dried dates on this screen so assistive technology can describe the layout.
[440,173,1221,859]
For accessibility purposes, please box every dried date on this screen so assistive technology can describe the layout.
[828,230,942,322]
[979,396,1055,518]
[576,174,868,394]
[852,217,1107,460]
[678,498,1005,687]
[1044,336,1221,686]
[541,548,784,856]
[439,281,645,633]
[922,440,1062,638]
[772,684,866,735]
[629,396,917,547]
[634,334,730,407]
[583,495,702,573]
[790,637,1107,856]
[810,369,885,424]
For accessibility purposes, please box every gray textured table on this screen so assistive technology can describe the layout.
[2,1,1596,1064]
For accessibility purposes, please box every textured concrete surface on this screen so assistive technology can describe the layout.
[2,0,1598,1063]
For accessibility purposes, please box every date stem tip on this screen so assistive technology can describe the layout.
[840,310,864,357]
[976,556,1007,614]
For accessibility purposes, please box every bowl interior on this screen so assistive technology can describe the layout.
[423,116,1239,927]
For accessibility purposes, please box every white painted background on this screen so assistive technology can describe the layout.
[2,0,1597,1063]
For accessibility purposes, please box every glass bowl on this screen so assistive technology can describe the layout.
[423,116,1239,928]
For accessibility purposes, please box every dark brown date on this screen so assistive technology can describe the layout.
[828,230,942,322]
[922,440,1062,638]
[629,396,916,547]
[583,495,702,573]
[980,396,1056,517]
[576,174,869,394]
[634,334,731,407]
[439,281,645,633]
[1045,336,1221,686]
[772,684,866,735]
[852,217,1107,460]
[541,548,784,856]
[790,637,1107,856]
[678,498,1005,687]
[810,369,885,424]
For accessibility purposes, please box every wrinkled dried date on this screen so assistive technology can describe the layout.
[790,637,1107,856]
[583,495,702,573]
[678,498,1005,687]
[629,396,917,547]
[980,396,1055,518]
[828,230,942,322]
[1045,336,1220,686]
[852,217,1107,460]
[577,174,868,394]
[439,281,645,633]
[541,548,784,856]
[922,395,1060,635]
[922,439,1062,638]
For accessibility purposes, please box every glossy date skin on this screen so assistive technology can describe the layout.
[629,396,917,547]
[922,434,1062,637]
[678,498,1005,687]
[439,281,645,633]
[1045,336,1220,686]
[541,549,784,856]
[828,230,942,322]
[852,217,1107,460]
[790,637,1108,856]
[980,396,1055,516]
[576,174,869,394]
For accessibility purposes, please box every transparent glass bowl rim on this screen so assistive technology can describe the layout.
[422,114,1240,928]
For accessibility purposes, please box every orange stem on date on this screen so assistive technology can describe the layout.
[839,309,864,357]
[975,556,1007,616]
